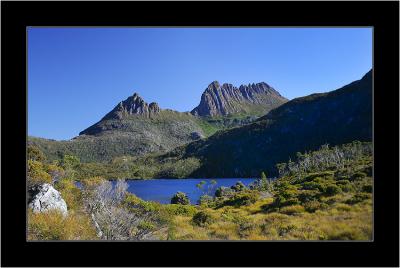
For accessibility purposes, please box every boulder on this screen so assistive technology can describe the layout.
[28,183,68,216]
[190,131,204,140]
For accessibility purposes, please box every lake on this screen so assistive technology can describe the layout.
[87,178,256,204]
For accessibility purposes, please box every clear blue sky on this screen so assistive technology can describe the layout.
[28,27,372,140]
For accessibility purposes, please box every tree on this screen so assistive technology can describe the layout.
[171,192,190,205]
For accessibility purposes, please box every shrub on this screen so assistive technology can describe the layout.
[351,172,367,181]
[164,204,197,217]
[81,176,106,190]
[336,180,353,192]
[231,181,246,192]
[324,184,342,196]
[171,192,190,205]
[304,200,322,213]
[215,186,234,198]
[280,205,305,215]
[28,145,46,162]
[302,181,321,191]
[282,197,300,206]
[192,211,215,227]
[346,193,371,204]
[362,184,373,193]
[222,191,259,207]
[199,195,215,207]
[27,160,52,187]
[298,190,320,203]
[55,178,82,211]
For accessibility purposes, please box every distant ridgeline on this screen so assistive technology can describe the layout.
[29,80,288,163]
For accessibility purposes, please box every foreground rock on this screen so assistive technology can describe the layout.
[28,183,68,216]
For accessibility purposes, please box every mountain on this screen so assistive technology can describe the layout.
[191,81,288,117]
[30,81,288,163]
[30,93,215,162]
[164,70,372,178]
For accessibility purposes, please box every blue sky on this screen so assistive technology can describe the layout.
[28,27,372,140]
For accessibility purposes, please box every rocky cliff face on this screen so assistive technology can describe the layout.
[102,93,161,120]
[191,81,288,117]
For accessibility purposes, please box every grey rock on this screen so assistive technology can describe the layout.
[191,81,288,117]
[100,92,161,120]
[28,183,68,216]
[190,131,204,140]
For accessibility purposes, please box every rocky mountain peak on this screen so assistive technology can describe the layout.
[191,81,288,117]
[102,92,161,120]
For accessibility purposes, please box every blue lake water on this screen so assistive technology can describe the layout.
[125,178,256,204]
[78,178,256,204]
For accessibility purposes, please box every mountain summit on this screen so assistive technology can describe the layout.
[101,93,161,120]
[191,81,288,117]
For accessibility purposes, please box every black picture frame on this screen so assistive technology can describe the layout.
[2,1,399,267]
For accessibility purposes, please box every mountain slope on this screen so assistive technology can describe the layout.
[166,70,372,177]
[191,81,288,117]
[30,93,216,162]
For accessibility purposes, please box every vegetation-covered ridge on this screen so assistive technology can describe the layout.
[161,69,372,178]
[28,141,373,240]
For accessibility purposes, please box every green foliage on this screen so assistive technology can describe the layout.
[54,178,82,211]
[192,211,215,227]
[303,200,323,213]
[164,204,197,217]
[219,190,259,208]
[261,172,267,180]
[171,192,190,205]
[346,193,371,205]
[324,184,342,196]
[198,195,215,208]
[27,160,52,187]
[28,145,46,162]
[231,181,246,192]
[215,186,234,198]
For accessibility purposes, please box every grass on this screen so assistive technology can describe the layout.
[27,141,373,241]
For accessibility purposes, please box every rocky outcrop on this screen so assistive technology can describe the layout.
[191,81,288,117]
[190,131,204,140]
[28,183,68,216]
[101,93,161,121]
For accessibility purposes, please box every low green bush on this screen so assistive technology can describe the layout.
[192,211,215,227]
[221,191,259,207]
[304,200,322,213]
[164,204,197,217]
[346,193,371,204]
[171,192,190,205]
[324,184,342,196]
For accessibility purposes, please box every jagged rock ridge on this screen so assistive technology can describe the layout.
[191,81,288,117]
[102,93,161,120]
